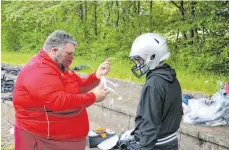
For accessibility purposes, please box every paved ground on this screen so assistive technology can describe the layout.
[1,116,14,150]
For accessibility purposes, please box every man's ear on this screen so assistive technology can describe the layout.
[51,47,58,56]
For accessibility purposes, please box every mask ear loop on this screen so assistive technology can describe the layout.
[106,79,118,87]
[57,47,66,56]
[54,47,65,64]
[101,76,108,90]
[56,47,72,72]
[100,76,119,96]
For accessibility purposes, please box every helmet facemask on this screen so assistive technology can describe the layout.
[130,56,149,78]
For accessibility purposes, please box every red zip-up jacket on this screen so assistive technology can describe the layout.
[13,50,100,141]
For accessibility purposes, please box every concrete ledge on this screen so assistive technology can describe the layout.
[2,89,229,150]
[1,63,229,150]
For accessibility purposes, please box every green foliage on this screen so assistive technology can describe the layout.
[1,1,229,92]
[165,1,229,75]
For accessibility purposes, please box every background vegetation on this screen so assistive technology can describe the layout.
[2,1,229,94]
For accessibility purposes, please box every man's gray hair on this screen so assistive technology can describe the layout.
[43,30,77,51]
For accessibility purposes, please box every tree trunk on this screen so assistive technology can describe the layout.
[170,1,186,39]
[182,32,187,39]
[195,28,199,40]
[190,29,194,38]
[190,1,197,39]
[133,1,137,13]
[103,2,111,40]
[138,1,141,14]
[170,0,185,20]
[107,1,110,23]
[149,1,153,29]
[176,29,180,41]
[94,1,98,38]
[79,3,83,21]
[180,1,187,39]
[84,1,87,21]
[202,27,205,42]
[115,1,119,27]
[180,1,185,20]
[83,1,88,40]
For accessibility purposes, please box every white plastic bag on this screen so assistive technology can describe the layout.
[120,129,135,141]
[101,76,118,94]
[100,76,122,100]
[183,89,229,125]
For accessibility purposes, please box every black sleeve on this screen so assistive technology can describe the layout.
[138,85,165,150]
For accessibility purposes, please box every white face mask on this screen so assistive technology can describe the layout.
[100,76,123,102]
[54,49,74,72]
[101,76,118,93]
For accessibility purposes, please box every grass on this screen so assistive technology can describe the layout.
[1,50,37,65]
[1,51,227,94]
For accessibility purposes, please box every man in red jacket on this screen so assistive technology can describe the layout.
[13,30,110,150]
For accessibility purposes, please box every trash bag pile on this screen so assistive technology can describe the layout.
[1,74,14,93]
[72,64,89,71]
[1,64,21,76]
[182,82,229,126]
[1,64,22,101]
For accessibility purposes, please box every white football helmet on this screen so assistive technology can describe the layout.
[129,33,170,78]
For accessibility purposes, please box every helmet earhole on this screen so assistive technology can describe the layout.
[154,38,159,44]
[150,54,155,60]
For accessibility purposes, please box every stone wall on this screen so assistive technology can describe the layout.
[1,64,229,150]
